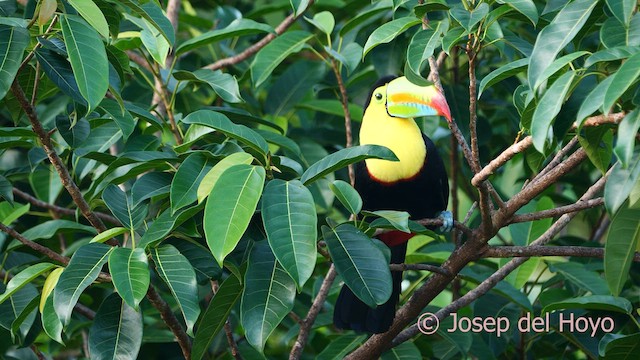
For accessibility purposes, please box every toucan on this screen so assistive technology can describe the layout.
[333,75,453,334]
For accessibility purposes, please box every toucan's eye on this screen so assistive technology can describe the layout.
[374,93,383,101]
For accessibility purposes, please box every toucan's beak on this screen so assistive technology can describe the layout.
[385,76,452,122]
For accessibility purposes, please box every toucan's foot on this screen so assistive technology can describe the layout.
[437,211,453,233]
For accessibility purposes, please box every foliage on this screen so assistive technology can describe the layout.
[0,0,639,359]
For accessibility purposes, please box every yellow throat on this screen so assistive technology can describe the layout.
[359,85,426,183]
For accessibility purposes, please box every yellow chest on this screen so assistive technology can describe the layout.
[359,110,426,183]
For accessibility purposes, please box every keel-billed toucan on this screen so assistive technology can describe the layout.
[333,76,453,333]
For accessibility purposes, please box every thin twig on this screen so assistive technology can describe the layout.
[532,136,579,182]
[509,198,604,224]
[389,263,451,276]
[330,58,355,186]
[206,1,315,71]
[146,286,192,360]
[0,223,70,265]
[290,265,337,360]
[483,245,640,261]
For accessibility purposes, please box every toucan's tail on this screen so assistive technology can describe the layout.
[333,241,407,333]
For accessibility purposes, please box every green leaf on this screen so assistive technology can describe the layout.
[301,145,398,185]
[102,185,147,231]
[169,239,222,281]
[53,243,113,325]
[498,0,538,26]
[442,26,467,55]
[531,71,575,152]
[41,291,63,344]
[0,175,12,205]
[0,202,29,226]
[604,157,640,214]
[614,110,640,167]
[29,168,63,205]
[192,275,243,360]
[406,21,448,80]
[22,219,96,241]
[606,0,636,25]
[578,127,614,174]
[176,18,273,55]
[108,247,150,309]
[251,30,312,87]
[182,110,269,162]
[56,116,90,148]
[89,293,143,360]
[306,11,335,35]
[340,0,392,37]
[0,25,29,101]
[317,335,367,360]
[575,76,614,128]
[61,15,108,112]
[0,283,37,342]
[152,245,201,336]
[99,98,136,141]
[90,227,128,243]
[533,51,588,91]
[296,99,364,121]
[0,263,56,304]
[605,204,640,295]
[265,61,326,117]
[381,341,422,360]
[527,0,598,90]
[205,164,265,266]
[549,262,609,295]
[66,0,109,39]
[543,295,633,314]
[603,333,640,359]
[603,52,640,113]
[450,3,489,33]
[125,13,170,66]
[173,69,243,103]
[366,210,411,233]
[478,58,528,98]
[261,179,317,288]
[119,0,174,44]
[197,152,254,203]
[132,172,172,206]
[241,242,296,351]
[170,152,215,214]
[322,224,392,307]
[585,46,640,67]
[35,47,87,105]
[363,17,421,58]
[138,205,201,248]
[330,180,363,215]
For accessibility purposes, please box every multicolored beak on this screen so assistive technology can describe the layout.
[385,76,452,122]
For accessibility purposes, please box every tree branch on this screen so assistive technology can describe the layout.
[146,285,192,360]
[390,263,451,276]
[330,58,355,186]
[0,223,70,265]
[290,264,337,360]
[509,198,604,224]
[206,1,315,71]
[483,245,640,261]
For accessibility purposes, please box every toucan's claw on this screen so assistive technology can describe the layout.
[437,211,453,233]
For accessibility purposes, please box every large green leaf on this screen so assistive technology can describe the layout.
[192,275,243,360]
[251,30,312,87]
[169,239,222,282]
[575,76,614,128]
[174,69,243,103]
[151,245,200,336]
[322,224,392,307]
[603,52,640,113]
[56,116,90,148]
[29,168,63,205]
[614,110,640,167]
[41,281,64,344]
[450,3,489,33]
[182,110,269,162]
[0,25,29,100]
[579,127,614,174]
[137,205,200,248]
[531,71,575,152]
[88,293,143,360]
[478,58,528,98]
[176,18,274,55]
[53,243,113,325]
[124,13,170,66]
[527,0,597,90]
[204,164,265,266]
[605,204,640,296]
[406,21,448,80]
[0,283,37,342]
[533,51,588,91]
[35,48,87,105]
[585,46,640,67]
[119,0,174,44]
[0,263,56,304]
[170,152,215,214]
[363,17,421,58]
[22,219,96,241]
[131,172,172,206]
[602,333,640,359]
[108,247,149,309]
[197,152,254,203]
[66,0,109,39]
[381,341,422,360]
[549,262,609,295]
[61,15,108,112]
[606,0,636,25]
[339,0,392,37]
[499,0,538,26]
[330,180,363,215]
[300,145,397,185]
[261,179,317,288]
[317,335,367,360]
[604,157,640,214]
[241,242,296,351]
[543,295,633,314]
[99,98,136,141]
[102,184,147,231]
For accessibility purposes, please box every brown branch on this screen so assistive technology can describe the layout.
[10,82,111,236]
[206,1,315,71]
[509,197,604,224]
[390,263,451,276]
[330,58,355,186]
[126,51,153,72]
[0,223,70,265]
[483,245,640,261]
[13,188,121,226]
[392,172,609,346]
[146,286,192,359]
[290,264,337,360]
[532,136,579,183]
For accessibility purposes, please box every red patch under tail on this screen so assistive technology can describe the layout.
[377,230,415,246]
